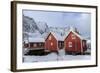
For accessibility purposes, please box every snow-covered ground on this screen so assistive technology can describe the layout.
[23,54,91,62]
[23,49,91,62]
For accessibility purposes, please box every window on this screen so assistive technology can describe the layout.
[51,42,53,46]
[83,42,84,46]
[30,43,33,47]
[41,43,44,46]
[71,34,76,39]
[34,43,37,47]
[58,42,64,49]
[68,42,72,47]
[59,42,62,47]
[38,43,44,47]
[39,43,42,47]
[83,41,85,47]
[59,42,63,46]
[49,35,52,40]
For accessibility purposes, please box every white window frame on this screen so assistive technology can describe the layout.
[51,42,53,46]
[34,43,37,47]
[71,34,76,39]
[68,42,72,47]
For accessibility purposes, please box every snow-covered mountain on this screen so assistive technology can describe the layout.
[23,15,68,38]
[23,15,38,33]
[49,27,69,36]
[36,21,49,34]
[23,15,89,41]
[23,15,49,39]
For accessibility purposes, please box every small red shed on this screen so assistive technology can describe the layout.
[64,29,87,54]
[45,32,64,52]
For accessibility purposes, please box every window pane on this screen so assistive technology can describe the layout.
[51,42,53,46]
[34,44,37,47]
[69,42,72,47]
[72,34,76,39]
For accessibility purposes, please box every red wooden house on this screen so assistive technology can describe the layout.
[24,37,45,50]
[45,32,64,53]
[64,29,87,54]
[23,27,87,55]
[23,37,45,55]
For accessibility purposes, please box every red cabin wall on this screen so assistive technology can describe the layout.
[45,33,57,52]
[64,32,82,53]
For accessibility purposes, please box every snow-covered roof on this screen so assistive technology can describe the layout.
[72,30,85,40]
[28,37,45,42]
[64,28,86,40]
[52,32,64,41]
[24,32,41,37]
[46,31,64,41]
[24,39,29,44]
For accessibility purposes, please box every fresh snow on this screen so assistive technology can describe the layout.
[85,49,91,53]
[48,31,64,41]
[87,39,91,45]
[29,37,45,42]
[23,54,91,62]
[23,49,91,62]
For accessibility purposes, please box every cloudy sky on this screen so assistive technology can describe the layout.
[23,10,91,38]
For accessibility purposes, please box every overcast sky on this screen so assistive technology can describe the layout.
[23,10,91,38]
